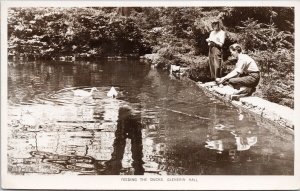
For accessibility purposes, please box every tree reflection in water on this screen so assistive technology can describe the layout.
[7,61,294,175]
[103,106,144,175]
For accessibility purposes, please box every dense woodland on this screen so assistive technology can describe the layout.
[8,7,294,108]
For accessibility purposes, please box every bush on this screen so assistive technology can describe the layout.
[236,18,293,51]
[8,8,152,58]
[186,56,211,82]
[7,7,295,108]
[250,49,294,108]
[222,7,294,33]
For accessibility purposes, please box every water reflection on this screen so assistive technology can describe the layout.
[205,104,258,164]
[205,125,257,163]
[30,151,97,174]
[7,60,294,175]
[104,106,144,175]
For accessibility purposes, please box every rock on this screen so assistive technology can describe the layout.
[202,81,217,87]
[197,81,294,129]
[239,97,294,128]
[144,53,160,63]
[212,85,236,95]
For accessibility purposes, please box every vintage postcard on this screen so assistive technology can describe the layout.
[1,0,299,190]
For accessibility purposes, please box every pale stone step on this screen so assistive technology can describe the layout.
[197,81,294,129]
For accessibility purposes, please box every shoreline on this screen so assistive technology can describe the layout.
[145,54,294,130]
[9,55,294,130]
[196,81,294,130]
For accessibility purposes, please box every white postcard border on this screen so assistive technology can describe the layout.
[1,1,299,190]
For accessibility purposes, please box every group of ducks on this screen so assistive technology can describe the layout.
[19,86,119,128]
[73,86,118,98]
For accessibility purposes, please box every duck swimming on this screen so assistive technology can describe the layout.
[107,87,118,98]
[73,87,98,97]
[20,110,37,127]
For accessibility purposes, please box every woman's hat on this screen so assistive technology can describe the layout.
[212,20,220,24]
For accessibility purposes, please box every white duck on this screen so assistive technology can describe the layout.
[19,109,42,132]
[107,87,118,98]
[20,110,37,127]
[73,87,98,97]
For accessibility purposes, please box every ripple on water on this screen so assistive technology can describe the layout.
[6,60,294,175]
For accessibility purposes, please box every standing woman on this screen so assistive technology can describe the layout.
[206,20,226,80]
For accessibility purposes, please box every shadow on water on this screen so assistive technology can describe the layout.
[102,106,144,175]
[7,60,294,175]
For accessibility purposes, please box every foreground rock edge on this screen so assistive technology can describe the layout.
[197,82,294,130]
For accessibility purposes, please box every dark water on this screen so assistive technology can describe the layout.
[7,59,294,175]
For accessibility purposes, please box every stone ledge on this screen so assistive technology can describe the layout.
[197,82,294,129]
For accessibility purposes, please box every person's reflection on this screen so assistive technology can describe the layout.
[104,106,144,175]
[205,126,257,163]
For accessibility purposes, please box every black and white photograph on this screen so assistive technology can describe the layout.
[1,1,299,190]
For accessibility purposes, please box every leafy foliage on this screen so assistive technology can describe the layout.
[250,49,294,107]
[235,17,294,108]
[7,7,294,107]
[237,18,293,51]
[222,7,294,33]
[8,8,151,58]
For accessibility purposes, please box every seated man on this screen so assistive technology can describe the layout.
[216,43,260,98]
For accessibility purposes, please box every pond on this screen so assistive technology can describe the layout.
[7,59,294,175]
